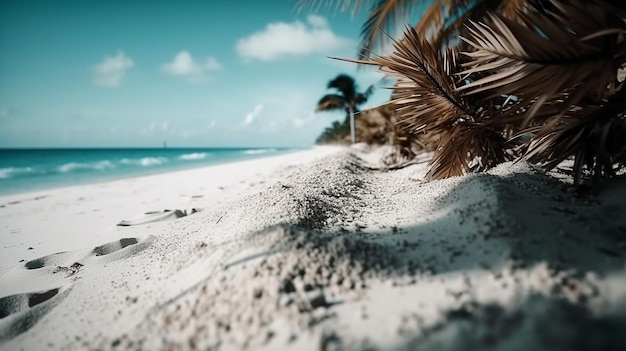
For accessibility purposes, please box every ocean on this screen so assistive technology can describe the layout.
[0,147,301,196]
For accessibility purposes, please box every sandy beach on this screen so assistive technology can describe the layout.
[1,145,625,351]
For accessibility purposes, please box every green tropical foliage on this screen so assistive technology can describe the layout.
[316,120,351,144]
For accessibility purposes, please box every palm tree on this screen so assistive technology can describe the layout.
[298,0,530,57]
[316,74,374,144]
[302,0,626,184]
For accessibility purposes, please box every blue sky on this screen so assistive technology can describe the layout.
[0,0,393,148]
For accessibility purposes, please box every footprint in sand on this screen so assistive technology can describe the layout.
[23,236,151,272]
[0,236,152,341]
[23,251,85,274]
[116,208,198,226]
[24,252,68,270]
[92,238,140,256]
[90,236,154,261]
[0,286,71,341]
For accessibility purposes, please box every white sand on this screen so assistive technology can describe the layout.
[0,145,625,350]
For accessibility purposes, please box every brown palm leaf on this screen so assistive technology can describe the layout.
[455,0,626,184]
[414,2,443,38]
[385,126,439,164]
[334,26,513,179]
[458,0,626,125]
[358,0,425,59]
[500,0,529,18]
[429,0,531,50]
[525,87,626,184]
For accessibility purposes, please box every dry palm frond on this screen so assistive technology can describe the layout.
[335,26,514,179]
[458,0,626,125]
[360,0,510,58]
[430,0,493,49]
[358,0,425,59]
[500,0,529,18]
[525,88,626,184]
[416,0,490,49]
[384,107,439,164]
[414,2,443,38]
[298,0,447,59]
[430,0,532,49]
[454,0,626,184]
[385,128,438,164]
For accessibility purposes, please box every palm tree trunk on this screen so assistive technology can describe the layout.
[349,107,356,144]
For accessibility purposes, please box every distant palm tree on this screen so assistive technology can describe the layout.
[316,74,374,144]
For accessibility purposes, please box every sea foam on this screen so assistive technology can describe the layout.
[178,152,209,161]
[120,157,168,167]
[0,167,34,179]
[243,148,277,155]
[58,161,115,173]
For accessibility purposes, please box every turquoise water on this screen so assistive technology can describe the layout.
[0,147,301,195]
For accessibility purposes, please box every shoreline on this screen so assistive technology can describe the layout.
[0,147,324,202]
[0,147,307,198]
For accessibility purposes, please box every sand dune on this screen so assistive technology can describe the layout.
[0,146,625,350]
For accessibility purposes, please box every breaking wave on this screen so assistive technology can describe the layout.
[0,167,34,179]
[178,152,209,161]
[120,157,168,167]
[58,161,115,173]
[0,148,293,195]
[242,148,277,155]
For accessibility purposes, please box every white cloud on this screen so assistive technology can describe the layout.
[243,104,264,125]
[162,51,222,81]
[235,15,353,61]
[92,51,133,87]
